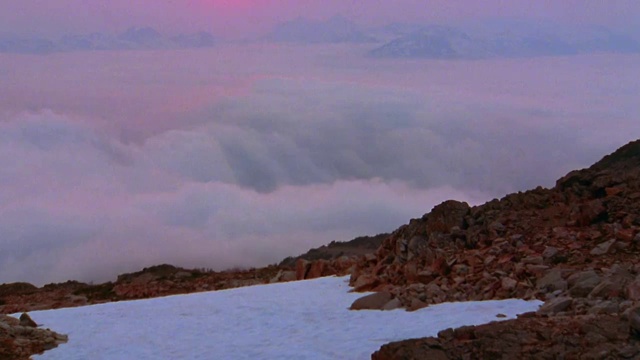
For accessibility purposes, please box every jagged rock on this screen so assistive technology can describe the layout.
[350,292,393,310]
[351,274,380,292]
[587,300,619,315]
[406,236,427,261]
[19,313,37,327]
[589,279,624,299]
[590,239,617,256]
[374,315,640,360]
[537,296,573,315]
[382,298,403,311]
[537,269,567,292]
[425,200,470,233]
[407,298,429,311]
[424,283,446,304]
[568,270,601,297]
[269,270,297,283]
[295,259,311,280]
[306,259,328,279]
[1,314,68,359]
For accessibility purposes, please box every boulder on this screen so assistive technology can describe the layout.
[295,259,311,280]
[19,313,37,327]
[350,292,393,310]
[425,200,470,233]
[537,296,573,315]
[306,260,328,279]
[589,280,624,299]
[537,269,567,292]
[568,270,601,297]
[352,274,380,292]
[590,239,617,256]
[382,298,403,311]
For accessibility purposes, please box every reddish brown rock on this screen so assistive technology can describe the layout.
[18,313,37,328]
[350,292,393,310]
[373,315,640,360]
[1,314,68,359]
[351,274,380,292]
[295,259,311,280]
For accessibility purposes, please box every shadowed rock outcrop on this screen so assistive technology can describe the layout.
[1,314,68,360]
[366,139,640,358]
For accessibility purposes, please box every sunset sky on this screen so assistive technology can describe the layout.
[1,0,639,38]
[1,1,639,285]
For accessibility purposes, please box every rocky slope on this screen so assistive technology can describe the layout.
[278,233,387,267]
[0,233,380,314]
[372,313,640,359]
[358,139,640,358]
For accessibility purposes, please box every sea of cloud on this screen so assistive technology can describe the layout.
[0,45,638,284]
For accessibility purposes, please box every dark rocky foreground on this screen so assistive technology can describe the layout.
[372,314,640,359]
[0,314,68,360]
[357,139,640,358]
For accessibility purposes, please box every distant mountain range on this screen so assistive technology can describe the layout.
[2,19,638,59]
[0,27,216,54]
[368,22,640,59]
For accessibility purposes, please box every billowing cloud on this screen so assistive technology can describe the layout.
[0,43,638,285]
[0,110,486,284]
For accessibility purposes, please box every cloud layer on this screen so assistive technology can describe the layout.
[0,45,639,285]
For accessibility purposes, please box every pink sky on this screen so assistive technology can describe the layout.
[1,0,638,38]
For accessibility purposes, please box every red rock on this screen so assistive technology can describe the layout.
[616,228,635,242]
[350,292,393,310]
[306,260,327,279]
[295,259,311,280]
[408,298,429,311]
[352,274,379,292]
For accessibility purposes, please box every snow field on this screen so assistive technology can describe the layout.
[26,276,542,359]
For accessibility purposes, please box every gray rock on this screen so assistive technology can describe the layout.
[568,270,601,297]
[395,238,408,258]
[537,269,568,292]
[590,239,617,256]
[587,300,619,315]
[537,296,573,315]
[407,236,427,261]
[588,279,623,299]
[542,246,559,260]
[522,256,544,265]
